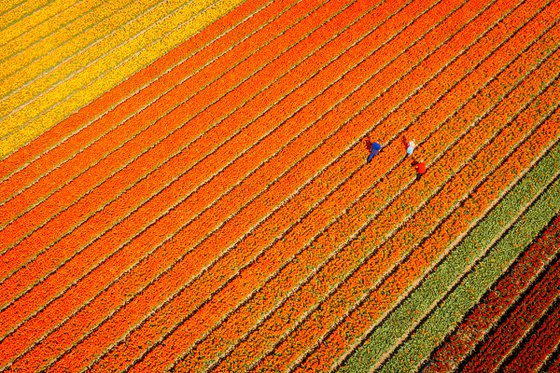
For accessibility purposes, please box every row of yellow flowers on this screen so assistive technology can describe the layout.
[0,0,244,158]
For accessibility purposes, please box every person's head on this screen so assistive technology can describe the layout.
[372,142,381,151]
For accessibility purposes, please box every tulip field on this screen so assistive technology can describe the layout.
[0,0,559,371]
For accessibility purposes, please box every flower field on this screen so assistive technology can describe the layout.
[0,0,559,371]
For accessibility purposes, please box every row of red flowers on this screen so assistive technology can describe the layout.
[494,274,560,372]
[500,273,560,372]
[461,246,560,371]
[425,215,560,372]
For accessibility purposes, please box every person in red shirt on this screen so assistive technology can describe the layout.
[412,159,426,180]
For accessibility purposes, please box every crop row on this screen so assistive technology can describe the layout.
[0,0,92,58]
[0,0,402,342]
[0,0,51,31]
[338,139,560,373]
[172,3,560,372]
[375,143,560,372]
[247,42,560,373]
[547,350,560,372]
[0,0,328,269]
[0,0,244,156]
[0,0,430,368]
[0,0,141,84]
[424,214,560,372]
[0,0,270,182]
[500,297,560,372]
[459,252,560,371]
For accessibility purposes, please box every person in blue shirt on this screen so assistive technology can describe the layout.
[367,141,381,163]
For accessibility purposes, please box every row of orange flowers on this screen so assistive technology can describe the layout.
[248,6,559,373]
[0,0,329,331]
[0,0,336,365]
[163,0,525,370]
[424,216,560,372]
[42,0,428,370]
[0,0,307,270]
[0,0,394,370]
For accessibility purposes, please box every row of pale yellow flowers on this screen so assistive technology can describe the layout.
[0,0,244,159]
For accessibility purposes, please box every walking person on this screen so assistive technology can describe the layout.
[406,139,416,157]
[367,141,381,163]
[412,159,426,180]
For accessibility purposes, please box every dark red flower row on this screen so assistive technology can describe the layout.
[425,214,560,372]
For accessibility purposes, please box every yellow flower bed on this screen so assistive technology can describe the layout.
[0,0,109,62]
[0,0,244,158]
[0,0,53,30]
[0,0,160,97]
